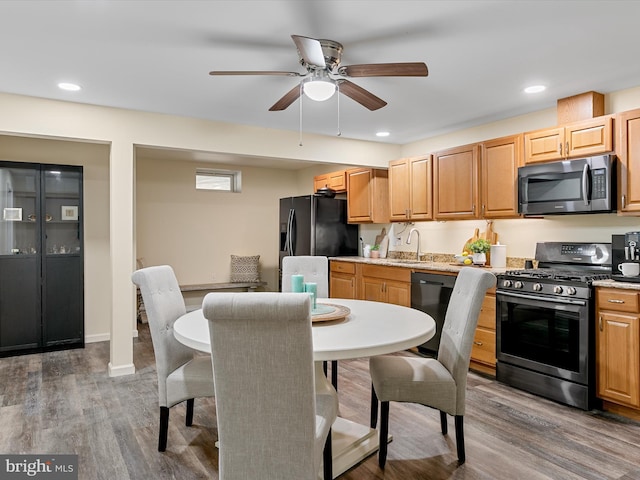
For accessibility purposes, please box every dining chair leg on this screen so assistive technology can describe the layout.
[185,398,194,426]
[331,360,338,391]
[159,406,170,452]
[370,385,378,428]
[323,428,333,480]
[378,401,389,468]
[454,415,465,464]
[440,410,448,435]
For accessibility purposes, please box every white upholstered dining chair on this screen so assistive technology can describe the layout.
[281,255,339,386]
[281,255,329,297]
[369,267,496,466]
[203,291,338,480]
[131,265,215,452]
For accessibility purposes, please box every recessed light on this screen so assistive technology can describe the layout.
[524,85,546,94]
[58,82,81,91]
[376,131,390,137]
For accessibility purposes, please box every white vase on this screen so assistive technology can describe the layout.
[472,252,486,265]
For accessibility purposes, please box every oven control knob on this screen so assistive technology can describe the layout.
[553,285,563,294]
[533,283,543,291]
[514,281,523,289]
[502,280,512,288]
[567,287,577,295]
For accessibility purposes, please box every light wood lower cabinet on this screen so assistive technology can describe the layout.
[470,290,496,374]
[329,261,357,299]
[596,287,640,414]
[360,264,411,307]
[330,260,497,375]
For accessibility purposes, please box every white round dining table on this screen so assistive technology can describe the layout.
[173,297,435,362]
[173,297,435,478]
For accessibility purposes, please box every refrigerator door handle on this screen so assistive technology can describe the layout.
[288,208,296,255]
[286,208,294,255]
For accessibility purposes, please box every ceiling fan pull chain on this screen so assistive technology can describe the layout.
[299,82,304,146]
[337,83,341,137]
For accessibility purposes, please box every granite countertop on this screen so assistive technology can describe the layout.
[593,279,640,291]
[330,256,508,275]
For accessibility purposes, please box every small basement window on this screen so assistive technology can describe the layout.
[196,168,241,192]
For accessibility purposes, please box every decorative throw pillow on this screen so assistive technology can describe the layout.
[230,255,260,282]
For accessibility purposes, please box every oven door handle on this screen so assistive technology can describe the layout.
[497,290,587,306]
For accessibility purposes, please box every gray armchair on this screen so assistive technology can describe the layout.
[131,265,215,452]
[369,267,496,466]
[203,291,338,480]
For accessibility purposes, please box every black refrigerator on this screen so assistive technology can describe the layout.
[279,195,358,278]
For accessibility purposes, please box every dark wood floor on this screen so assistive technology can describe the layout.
[2,323,640,479]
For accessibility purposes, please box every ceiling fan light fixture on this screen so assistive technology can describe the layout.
[303,79,336,102]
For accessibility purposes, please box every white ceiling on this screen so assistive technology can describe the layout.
[2,0,640,147]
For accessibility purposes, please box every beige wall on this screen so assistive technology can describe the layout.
[136,157,299,290]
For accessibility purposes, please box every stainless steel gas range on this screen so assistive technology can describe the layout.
[496,242,612,410]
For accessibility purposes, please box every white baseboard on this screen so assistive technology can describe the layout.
[85,329,139,344]
[108,362,136,377]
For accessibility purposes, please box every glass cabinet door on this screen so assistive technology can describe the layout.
[0,164,39,255]
[0,163,40,352]
[43,167,82,256]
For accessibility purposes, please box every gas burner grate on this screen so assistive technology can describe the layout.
[504,269,611,283]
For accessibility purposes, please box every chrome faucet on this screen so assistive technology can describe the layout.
[406,228,421,261]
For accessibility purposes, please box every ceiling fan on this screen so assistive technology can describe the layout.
[209,35,428,112]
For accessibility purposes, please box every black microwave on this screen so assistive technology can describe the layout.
[518,155,616,215]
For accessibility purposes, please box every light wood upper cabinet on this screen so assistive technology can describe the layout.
[617,108,640,214]
[346,168,389,223]
[481,134,522,218]
[434,143,481,220]
[524,116,613,164]
[388,155,432,222]
[313,169,347,193]
[596,288,640,408]
[524,126,565,164]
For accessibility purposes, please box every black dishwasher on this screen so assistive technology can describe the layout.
[411,272,456,356]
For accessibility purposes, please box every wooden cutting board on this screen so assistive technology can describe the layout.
[463,228,480,252]
[374,227,386,246]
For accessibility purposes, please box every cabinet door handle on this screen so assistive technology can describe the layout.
[599,315,603,332]
[622,195,626,209]
[566,141,569,156]
[607,299,625,304]
[473,341,483,346]
[472,204,476,214]
[481,204,485,216]
[559,142,563,155]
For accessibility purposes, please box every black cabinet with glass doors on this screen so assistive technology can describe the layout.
[0,161,83,356]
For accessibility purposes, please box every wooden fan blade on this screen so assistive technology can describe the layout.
[209,70,303,77]
[337,80,387,111]
[339,62,428,77]
[269,84,301,111]
[291,35,326,68]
